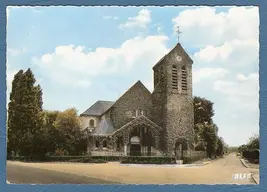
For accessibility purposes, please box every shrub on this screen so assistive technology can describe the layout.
[242,149,259,160]
[120,156,176,164]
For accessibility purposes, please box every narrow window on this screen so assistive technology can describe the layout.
[131,110,136,118]
[172,65,178,90]
[142,110,147,116]
[181,66,187,91]
[160,67,164,83]
[103,140,107,148]
[154,70,160,85]
[89,119,95,127]
[95,140,99,148]
[138,109,142,116]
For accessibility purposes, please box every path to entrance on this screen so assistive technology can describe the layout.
[7,153,258,184]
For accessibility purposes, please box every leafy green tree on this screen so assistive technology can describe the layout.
[53,108,86,155]
[7,68,43,156]
[247,134,259,150]
[40,110,60,155]
[216,137,225,157]
[193,96,228,158]
[199,123,218,158]
[7,70,24,156]
[194,96,214,125]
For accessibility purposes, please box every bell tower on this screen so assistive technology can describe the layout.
[152,42,194,156]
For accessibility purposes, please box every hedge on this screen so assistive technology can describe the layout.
[7,155,122,163]
[120,156,176,164]
[242,149,259,161]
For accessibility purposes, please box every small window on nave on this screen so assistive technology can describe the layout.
[137,109,142,116]
[89,119,95,127]
[141,110,147,116]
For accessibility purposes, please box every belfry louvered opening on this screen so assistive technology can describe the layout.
[172,65,178,90]
[160,67,164,84]
[181,66,187,91]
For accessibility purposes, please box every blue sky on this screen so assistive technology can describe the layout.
[6,6,259,147]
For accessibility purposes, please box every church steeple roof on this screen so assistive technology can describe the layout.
[152,43,193,70]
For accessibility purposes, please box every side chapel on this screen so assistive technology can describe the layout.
[80,42,194,160]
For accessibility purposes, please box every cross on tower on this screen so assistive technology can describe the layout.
[176,26,182,43]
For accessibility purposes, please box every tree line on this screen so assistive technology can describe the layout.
[193,96,228,158]
[7,68,228,158]
[7,69,86,157]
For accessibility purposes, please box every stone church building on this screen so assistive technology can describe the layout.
[80,43,194,160]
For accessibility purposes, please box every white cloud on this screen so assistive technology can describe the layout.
[6,68,18,95]
[193,68,229,84]
[213,73,259,111]
[119,9,151,29]
[214,73,258,95]
[173,6,259,145]
[7,47,27,56]
[193,38,259,67]
[172,6,259,47]
[32,35,169,88]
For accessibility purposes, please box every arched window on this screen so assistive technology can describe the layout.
[172,65,178,90]
[89,119,95,127]
[181,66,187,91]
[103,140,107,148]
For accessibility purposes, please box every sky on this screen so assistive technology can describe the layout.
[6,6,259,147]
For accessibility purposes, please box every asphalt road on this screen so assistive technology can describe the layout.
[6,153,258,184]
[7,163,119,184]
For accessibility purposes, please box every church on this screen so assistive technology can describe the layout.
[80,42,194,160]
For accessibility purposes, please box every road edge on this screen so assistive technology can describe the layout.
[240,158,259,184]
[251,174,259,184]
[120,161,212,167]
[240,158,250,168]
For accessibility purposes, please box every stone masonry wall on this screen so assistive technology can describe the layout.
[111,81,153,130]
[152,44,194,154]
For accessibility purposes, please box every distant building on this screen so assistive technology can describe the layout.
[80,43,194,160]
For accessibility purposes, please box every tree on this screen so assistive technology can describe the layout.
[198,123,218,158]
[194,96,214,125]
[7,68,43,156]
[39,110,60,155]
[53,108,86,155]
[216,137,225,157]
[7,70,24,155]
[247,134,259,150]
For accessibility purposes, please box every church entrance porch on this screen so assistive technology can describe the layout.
[128,126,153,156]
[94,116,163,157]
[129,136,141,156]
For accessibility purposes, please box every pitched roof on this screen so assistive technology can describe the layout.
[112,80,151,106]
[152,43,193,70]
[93,119,115,136]
[80,100,114,116]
